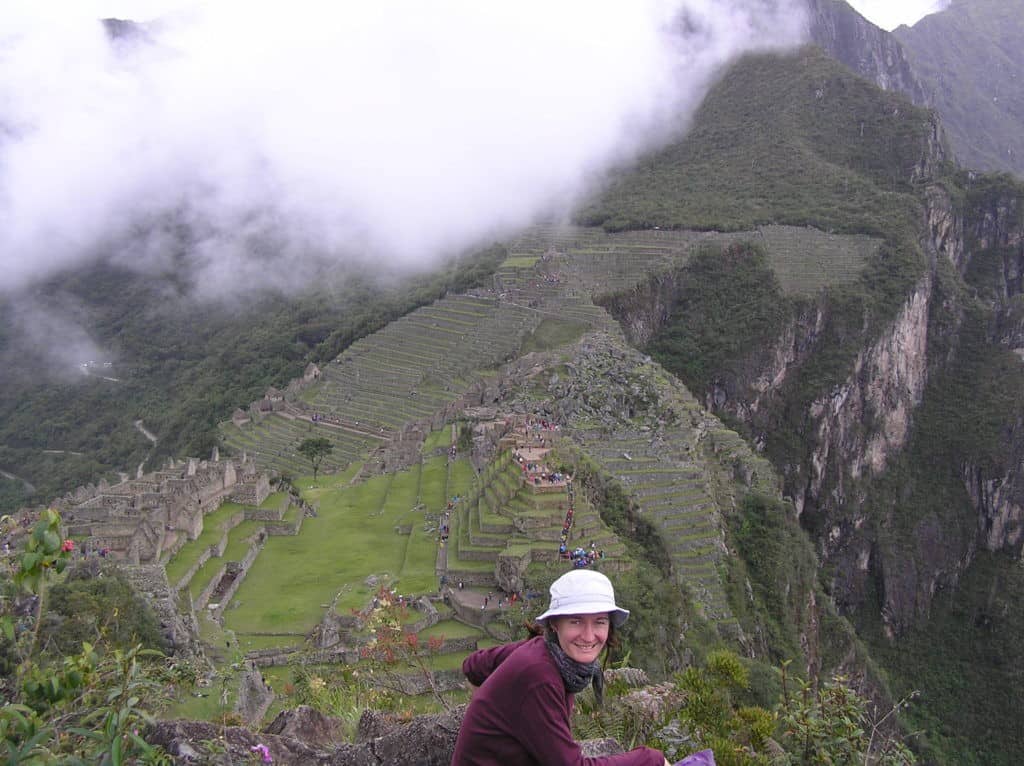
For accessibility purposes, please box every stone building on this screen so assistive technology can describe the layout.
[55,451,272,564]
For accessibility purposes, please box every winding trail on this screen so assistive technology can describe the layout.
[134,420,158,444]
[133,420,159,477]
[0,468,36,494]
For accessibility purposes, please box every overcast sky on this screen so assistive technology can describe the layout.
[83,0,952,32]
[0,1,953,302]
[0,1,810,300]
[846,0,951,30]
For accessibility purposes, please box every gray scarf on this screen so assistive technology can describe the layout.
[544,630,604,706]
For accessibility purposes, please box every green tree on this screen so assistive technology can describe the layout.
[297,437,333,480]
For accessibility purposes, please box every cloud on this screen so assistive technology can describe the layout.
[0,288,108,382]
[0,0,807,299]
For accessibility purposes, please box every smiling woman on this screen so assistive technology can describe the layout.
[450,570,671,766]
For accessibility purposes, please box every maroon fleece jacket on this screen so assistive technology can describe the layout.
[450,636,665,766]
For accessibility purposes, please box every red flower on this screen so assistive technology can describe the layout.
[60,539,74,553]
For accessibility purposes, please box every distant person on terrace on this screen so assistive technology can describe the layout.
[450,570,671,766]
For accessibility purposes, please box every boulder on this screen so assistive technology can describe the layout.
[264,705,342,748]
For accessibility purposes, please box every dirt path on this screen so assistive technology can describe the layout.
[133,420,159,478]
[134,420,158,444]
[0,468,35,494]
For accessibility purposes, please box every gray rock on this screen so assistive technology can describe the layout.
[265,706,341,748]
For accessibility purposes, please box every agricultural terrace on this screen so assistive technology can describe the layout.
[221,456,449,650]
[184,220,879,719]
[222,224,876,480]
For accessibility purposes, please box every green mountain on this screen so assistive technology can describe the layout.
[0,251,505,509]
[588,45,1024,765]
[895,0,1024,176]
[3,17,1024,766]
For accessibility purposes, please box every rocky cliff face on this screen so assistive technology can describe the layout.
[964,442,1024,553]
[894,0,1024,177]
[958,180,1024,554]
[598,273,684,349]
[756,180,1024,634]
[799,275,932,511]
[964,183,1024,344]
[146,692,649,765]
[601,170,1024,638]
[804,0,930,106]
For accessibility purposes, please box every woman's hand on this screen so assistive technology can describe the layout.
[663,759,672,766]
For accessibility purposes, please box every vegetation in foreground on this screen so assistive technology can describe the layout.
[1,508,920,765]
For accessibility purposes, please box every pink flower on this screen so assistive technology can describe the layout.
[250,743,272,763]
[60,539,74,553]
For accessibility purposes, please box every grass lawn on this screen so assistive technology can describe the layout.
[421,428,451,453]
[423,651,472,671]
[420,458,447,512]
[223,458,444,638]
[400,523,439,594]
[223,473,393,635]
[222,520,265,561]
[448,459,475,497]
[301,462,362,494]
[165,669,241,721]
[386,462,421,517]
[448,558,495,573]
[188,558,225,602]
[281,504,300,525]
[419,619,485,640]
[164,502,244,586]
[258,491,288,510]
[233,633,306,652]
[521,319,588,353]
[258,664,306,697]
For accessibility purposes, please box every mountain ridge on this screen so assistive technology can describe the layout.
[3,6,1024,763]
[894,0,1024,176]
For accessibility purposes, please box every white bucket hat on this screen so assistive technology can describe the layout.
[535,570,629,627]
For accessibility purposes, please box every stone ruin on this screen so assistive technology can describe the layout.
[54,450,272,565]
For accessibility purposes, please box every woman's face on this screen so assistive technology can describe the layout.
[551,613,610,664]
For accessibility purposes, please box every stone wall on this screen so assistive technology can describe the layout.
[210,533,267,619]
[55,452,273,566]
[235,667,275,725]
[230,473,271,506]
[122,563,202,658]
[193,563,227,611]
[264,512,303,536]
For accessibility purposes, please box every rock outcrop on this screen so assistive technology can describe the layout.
[805,0,930,106]
[146,705,629,765]
[595,160,1024,639]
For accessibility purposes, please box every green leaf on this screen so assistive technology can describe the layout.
[42,530,60,553]
[20,552,40,571]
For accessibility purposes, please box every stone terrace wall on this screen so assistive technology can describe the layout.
[55,452,273,565]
